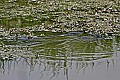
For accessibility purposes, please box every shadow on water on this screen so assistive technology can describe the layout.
[0,31,120,80]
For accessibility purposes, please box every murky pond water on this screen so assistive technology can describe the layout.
[0,0,120,80]
[0,31,119,80]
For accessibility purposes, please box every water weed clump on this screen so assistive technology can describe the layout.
[0,0,119,36]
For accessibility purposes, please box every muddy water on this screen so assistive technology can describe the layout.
[0,32,119,80]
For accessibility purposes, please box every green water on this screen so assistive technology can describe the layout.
[0,31,118,60]
[0,31,120,80]
[0,0,120,80]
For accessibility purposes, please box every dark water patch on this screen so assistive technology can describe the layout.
[65,31,84,36]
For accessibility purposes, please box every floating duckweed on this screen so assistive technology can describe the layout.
[0,0,119,35]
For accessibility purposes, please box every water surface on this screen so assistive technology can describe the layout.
[0,31,120,80]
[0,0,120,80]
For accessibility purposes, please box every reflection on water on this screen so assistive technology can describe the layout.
[0,31,120,80]
[0,0,120,79]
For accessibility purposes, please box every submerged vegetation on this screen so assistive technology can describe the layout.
[0,0,120,80]
[0,31,119,79]
[0,31,119,63]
